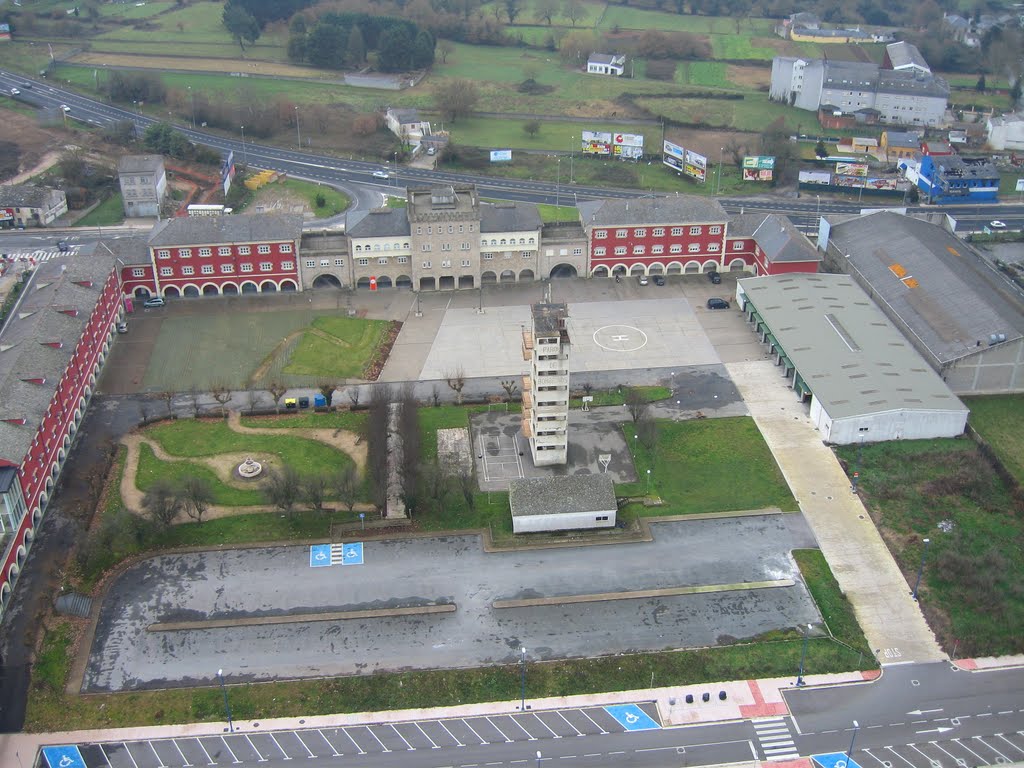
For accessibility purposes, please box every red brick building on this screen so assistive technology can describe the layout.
[119,214,305,298]
[725,213,822,275]
[0,249,124,620]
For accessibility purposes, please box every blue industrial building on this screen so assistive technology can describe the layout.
[900,153,999,204]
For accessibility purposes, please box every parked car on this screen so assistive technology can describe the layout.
[706,297,730,310]
[372,170,390,179]
[143,296,165,308]
[427,147,436,156]
[708,270,721,284]
[116,322,128,334]
[653,275,665,286]
[638,275,649,286]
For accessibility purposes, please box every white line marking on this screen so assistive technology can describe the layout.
[908,744,935,765]
[884,746,917,768]
[555,711,583,736]
[314,730,342,757]
[123,743,141,768]
[414,721,439,749]
[268,733,291,760]
[390,724,417,751]
[460,718,488,744]
[437,720,465,747]
[952,738,988,764]
[577,709,608,734]
[363,726,392,753]
[170,740,192,767]
[996,734,1024,755]
[193,738,216,766]
[148,741,167,768]
[97,744,114,767]
[218,736,241,764]
[244,735,268,762]
[975,736,1009,762]
[529,713,561,738]
[504,715,537,741]
[485,716,514,743]
[932,741,967,765]
[764,745,798,754]
[292,732,316,758]
[862,748,888,767]
[340,729,366,755]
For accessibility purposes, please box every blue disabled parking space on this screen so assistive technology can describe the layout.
[42,746,86,768]
[813,752,864,768]
[310,543,332,567]
[603,704,661,731]
[342,542,364,565]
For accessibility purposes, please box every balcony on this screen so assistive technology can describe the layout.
[521,330,533,361]
[522,391,533,409]
[521,416,533,437]
[521,375,532,391]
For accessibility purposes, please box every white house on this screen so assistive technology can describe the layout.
[986,112,1024,151]
[587,53,626,76]
[509,476,616,534]
[384,107,431,144]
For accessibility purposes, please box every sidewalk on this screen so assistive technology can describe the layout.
[725,360,945,664]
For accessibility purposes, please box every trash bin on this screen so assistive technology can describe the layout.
[298,396,310,409]
[285,398,297,409]
[313,394,327,408]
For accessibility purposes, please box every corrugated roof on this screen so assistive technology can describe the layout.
[739,273,967,419]
[481,202,541,233]
[346,208,410,238]
[509,475,616,517]
[578,196,728,227]
[827,212,1024,365]
[147,213,304,247]
[886,41,930,72]
[752,215,821,264]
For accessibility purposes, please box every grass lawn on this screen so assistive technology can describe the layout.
[620,417,798,514]
[283,316,391,379]
[449,116,658,153]
[240,411,368,433]
[145,418,355,476]
[964,394,1024,483]
[26,540,872,731]
[536,203,580,223]
[834,438,1024,656]
[679,61,731,88]
[277,179,350,218]
[711,35,778,61]
[570,385,671,408]
[136,442,266,506]
[76,193,125,227]
[793,549,871,656]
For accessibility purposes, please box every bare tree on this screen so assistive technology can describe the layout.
[210,382,232,418]
[625,387,650,424]
[348,385,361,409]
[335,465,359,515]
[398,386,421,510]
[536,0,559,24]
[581,382,593,397]
[445,366,466,405]
[456,464,477,513]
[189,385,201,417]
[142,477,182,528]
[181,475,213,524]
[563,0,585,26]
[266,465,302,517]
[317,380,337,409]
[431,384,441,407]
[268,381,288,414]
[302,472,330,514]
[500,379,519,403]
[158,390,176,418]
[418,458,451,517]
[139,400,151,423]
[246,387,258,415]
[366,384,392,514]
[637,410,658,452]
[438,39,455,63]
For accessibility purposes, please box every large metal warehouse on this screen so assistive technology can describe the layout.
[737,273,969,444]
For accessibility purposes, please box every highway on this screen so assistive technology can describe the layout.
[2,70,1023,233]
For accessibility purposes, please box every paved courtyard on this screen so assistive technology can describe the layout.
[83,513,819,692]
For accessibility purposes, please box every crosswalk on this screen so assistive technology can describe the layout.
[1,247,77,264]
[754,716,801,761]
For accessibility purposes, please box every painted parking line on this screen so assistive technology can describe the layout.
[884,745,918,768]
[42,746,87,768]
[313,729,343,757]
[455,717,489,745]
[813,752,865,768]
[603,704,661,732]
[574,708,610,734]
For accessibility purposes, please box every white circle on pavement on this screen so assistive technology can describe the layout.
[593,325,648,352]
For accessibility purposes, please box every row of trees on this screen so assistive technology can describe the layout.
[286,13,435,71]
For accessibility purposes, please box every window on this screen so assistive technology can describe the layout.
[417,226,422,235]
[459,225,464,233]
[281,261,294,270]
[688,243,700,253]
[709,226,722,235]
[448,225,454,234]
[260,262,273,271]
[181,266,194,276]
[373,244,381,251]
[689,226,701,236]
[461,259,471,267]
[670,227,682,236]
[422,261,432,268]
[670,244,682,254]
[593,247,606,256]
[257,245,271,255]
[441,260,451,268]
[632,245,645,255]
[132,268,146,277]
[305,260,315,268]
[421,244,431,252]
[179,248,192,258]
[651,245,664,255]
[221,264,234,273]
[460,243,470,250]
[198,247,211,257]
[615,229,627,238]
[280,243,292,253]
[239,246,251,256]
[218,247,232,257]
[529,237,535,244]
[355,245,362,252]
[397,256,408,264]
[634,229,646,238]
[483,253,494,260]
[241,263,253,272]
[157,249,170,259]
[614,246,627,255]
[732,241,743,251]
[334,258,344,267]
[201,265,214,275]
[378,257,388,265]
[441,243,452,251]
[403,242,410,249]
[159,267,172,277]
[652,228,664,237]
[594,230,607,239]
[357,258,369,266]
[521,251,532,259]
[572,247,583,256]
[320,259,330,267]
[596,516,609,522]
[707,243,720,252]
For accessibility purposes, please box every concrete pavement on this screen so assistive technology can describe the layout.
[724,360,945,665]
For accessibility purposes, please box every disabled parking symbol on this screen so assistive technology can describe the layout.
[342,541,364,565]
[813,753,864,768]
[604,704,661,731]
[309,543,332,567]
[42,746,86,768]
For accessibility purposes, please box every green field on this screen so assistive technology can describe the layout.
[835,438,1024,656]
[678,61,731,88]
[136,442,266,506]
[711,35,778,61]
[284,316,391,379]
[963,394,1024,483]
[76,193,125,227]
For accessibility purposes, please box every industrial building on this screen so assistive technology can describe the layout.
[509,475,617,533]
[736,273,969,444]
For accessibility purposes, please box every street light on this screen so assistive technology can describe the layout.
[519,646,528,711]
[188,85,195,129]
[716,146,724,195]
[240,125,247,167]
[911,537,931,601]
[569,135,575,184]
[645,468,651,494]
[796,623,812,686]
[846,720,860,766]
[536,751,542,768]
[216,668,234,733]
[555,158,561,211]
[633,433,638,456]
[295,105,301,148]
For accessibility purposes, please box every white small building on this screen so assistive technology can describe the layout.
[986,112,1024,151]
[0,184,68,228]
[509,476,617,534]
[384,107,431,144]
[587,54,625,76]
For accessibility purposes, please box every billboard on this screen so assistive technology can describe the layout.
[799,170,832,185]
[0,24,10,41]
[835,162,868,177]
[864,177,898,190]
[683,148,707,183]
[612,133,644,160]
[662,140,685,172]
[743,156,775,170]
[490,149,513,163]
[220,150,235,196]
[582,131,613,156]
[833,174,865,188]
[1016,178,1024,193]
[0,208,13,222]
[742,168,774,182]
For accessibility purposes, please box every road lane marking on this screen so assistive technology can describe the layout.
[995,734,1024,755]
[952,738,988,764]
[98,744,115,767]
[217,736,240,764]
[459,719,488,745]
[554,711,583,736]
[974,736,1009,762]
[389,724,417,751]
[292,732,316,759]
[437,720,465,746]
[314,730,341,757]
[931,741,967,766]
[577,710,608,734]
[485,717,514,743]
[122,743,141,768]
[529,713,561,738]
[340,729,366,754]
[244,735,268,762]
[170,739,192,766]
[861,747,890,767]
[147,741,167,768]
[363,726,392,752]
[415,721,440,748]
[504,716,537,741]
[884,746,917,768]
[267,733,291,759]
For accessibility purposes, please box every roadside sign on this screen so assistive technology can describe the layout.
[369,277,377,291]
[42,746,86,768]
[1015,179,1023,192]
[813,753,864,768]
[309,543,332,567]
[342,541,364,565]
[603,704,661,731]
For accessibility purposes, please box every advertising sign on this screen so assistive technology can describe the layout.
[1016,179,1024,193]
[835,162,868,177]
[489,149,513,162]
[743,156,775,170]
[612,133,644,160]
[0,24,10,41]
[799,170,832,185]
[662,140,685,172]
[0,208,13,222]
[864,177,898,190]
[220,150,235,196]
[833,174,865,188]
[582,130,613,156]
[742,168,774,182]
[683,148,707,183]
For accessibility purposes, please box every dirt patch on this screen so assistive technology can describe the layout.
[69,51,332,79]
[726,65,770,89]
[664,128,760,161]
[248,329,304,386]
[249,181,314,217]
[0,113,67,182]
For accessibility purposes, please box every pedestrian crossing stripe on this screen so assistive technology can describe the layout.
[755,717,800,762]
[1,248,77,264]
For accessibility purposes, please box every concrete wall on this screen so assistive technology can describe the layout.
[943,338,1024,394]
[812,399,968,444]
[512,509,616,534]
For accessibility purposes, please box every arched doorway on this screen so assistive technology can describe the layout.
[133,287,151,298]
[164,286,181,298]
[612,265,627,276]
[280,280,297,292]
[183,285,200,297]
[591,265,609,278]
[481,271,497,285]
[260,281,277,293]
[499,270,516,284]
[313,274,343,289]
[684,262,701,274]
[241,282,258,294]
[519,269,535,282]
[376,276,393,289]
[549,264,577,278]
[202,284,219,296]
[729,259,747,272]
[439,275,455,290]
[419,277,436,291]
[396,274,412,289]
[648,263,665,275]
[222,283,239,295]
[458,275,474,289]
[356,277,371,289]
[666,262,683,275]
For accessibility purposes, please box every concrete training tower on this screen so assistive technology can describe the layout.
[521,296,570,466]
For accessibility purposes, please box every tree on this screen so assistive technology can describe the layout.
[378,25,413,72]
[268,381,288,414]
[302,472,330,514]
[189,385,201,417]
[182,476,213,524]
[523,120,541,138]
[434,79,480,122]
[398,387,421,513]
[504,0,523,23]
[366,385,393,514]
[456,465,477,513]
[444,366,467,404]
[210,382,232,417]
[1011,78,1022,108]
[222,4,261,52]
[306,20,347,69]
[348,385,362,408]
[158,390,176,418]
[563,0,586,26]
[142,478,182,528]
[59,148,88,186]
[318,381,337,408]
[625,387,649,424]
[814,140,829,158]
[266,465,302,517]
[335,465,360,515]
[346,25,366,68]
[975,73,986,92]
[500,379,519,402]
[536,0,559,24]
[438,39,455,63]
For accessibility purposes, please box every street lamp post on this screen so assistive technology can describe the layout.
[216,669,234,733]
[295,105,301,148]
[716,146,724,195]
[645,468,651,494]
[240,125,247,167]
[846,720,860,766]
[536,751,542,768]
[569,135,575,184]
[555,158,561,211]
[796,623,812,686]
[188,86,195,129]
[633,433,638,456]
[519,646,527,710]
[815,194,821,227]
[911,538,931,601]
